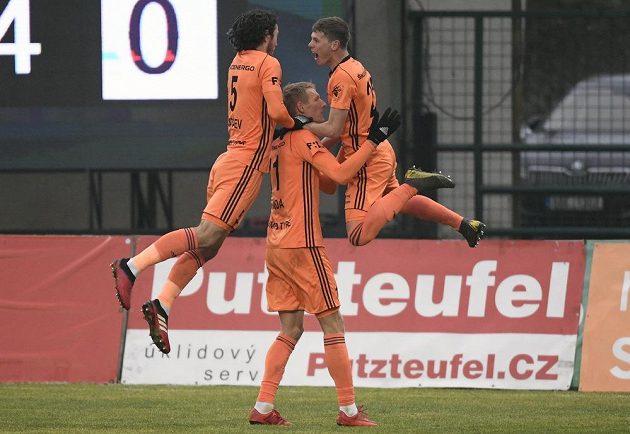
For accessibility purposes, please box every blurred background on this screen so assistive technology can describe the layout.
[1,0,629,240]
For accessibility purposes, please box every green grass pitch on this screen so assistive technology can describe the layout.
[0,384,628,433]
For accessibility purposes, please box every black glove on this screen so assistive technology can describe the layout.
[367,108,401,145]
[274,115,313,140]
[292,115,313,129]
[273,128,288,140]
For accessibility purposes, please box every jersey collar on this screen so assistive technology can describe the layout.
[329,55,352,76]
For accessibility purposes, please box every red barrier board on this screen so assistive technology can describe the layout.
[127,238,584,335]
[0,235,129,382]
[122,238,585,389]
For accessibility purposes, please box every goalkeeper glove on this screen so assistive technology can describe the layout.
[367,108,401,145]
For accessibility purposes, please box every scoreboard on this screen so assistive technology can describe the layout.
[0,0,221,105]
[0,0,330,170]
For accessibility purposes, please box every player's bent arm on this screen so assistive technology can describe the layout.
[335,145,346,163]
[320,135,341,150]
[304,107,347,138]
[318,145,345,194]
[312,140,375,185]
[318,172,337,195]
[263,90,295,128]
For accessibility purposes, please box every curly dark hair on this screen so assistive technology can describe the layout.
[227,9,277,52]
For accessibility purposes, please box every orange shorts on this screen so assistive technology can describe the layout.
[202,152,263,231]
[265,246,340,315]
[344,140,399,221]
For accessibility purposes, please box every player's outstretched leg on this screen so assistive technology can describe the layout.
[142,299,171,354]
[458,218,486,247]
[111,258,135,310]
[110,227,199,309]
[404,167,455,192]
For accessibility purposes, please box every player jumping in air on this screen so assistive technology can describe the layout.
[110,9,309,354]
[304,17,486,248]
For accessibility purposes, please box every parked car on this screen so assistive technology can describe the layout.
[519,74,630,228]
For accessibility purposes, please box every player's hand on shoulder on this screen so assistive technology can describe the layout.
[292,115,313,129]
[274,116,314,139]
[367,107,401,146]
[273,128,289,140]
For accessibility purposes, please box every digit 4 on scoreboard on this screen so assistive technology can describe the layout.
[0,0,41,74]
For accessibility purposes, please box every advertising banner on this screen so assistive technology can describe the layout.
[121,238,585,389]
[0,235,129,382]
[580,242,630,392]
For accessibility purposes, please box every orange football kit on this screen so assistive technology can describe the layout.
[203,50,294,230]
[327,56,400,220]
[265,129,374,314]
[327,57,463,246]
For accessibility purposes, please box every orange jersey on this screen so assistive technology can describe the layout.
[267,129,375,248]
[328,56,376,158]
[267,129,326,248]
[226,50,293,173]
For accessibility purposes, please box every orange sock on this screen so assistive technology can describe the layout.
[324,333,355,406]
[157,250,206,311]
[400,195,463,229]
[257,334,297,404]
[348,184,416,246]
[132,227,198,272]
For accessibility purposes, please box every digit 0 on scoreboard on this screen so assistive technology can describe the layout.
[129,0,178,74]
[101,0,218,100]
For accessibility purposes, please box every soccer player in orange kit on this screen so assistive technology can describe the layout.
[304,17,486,248]
[248,82,400,427]
[110,10,310,354]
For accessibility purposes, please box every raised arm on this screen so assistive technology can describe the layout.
[311,108,402,184]
[303,107,347,139]
[260,56,295,129]
[318,171,338,195]
[263,90,295,128]
[311,140,375,184]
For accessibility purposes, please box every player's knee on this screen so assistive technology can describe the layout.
[317,308,345,334]
[196,221,228,251]
[198,246,219,262]
[284,325,303,341]
[348,233,368,246]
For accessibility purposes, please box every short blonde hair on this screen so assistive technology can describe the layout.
[283,82,315,116]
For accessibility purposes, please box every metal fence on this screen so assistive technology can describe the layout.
[408,9,630,239]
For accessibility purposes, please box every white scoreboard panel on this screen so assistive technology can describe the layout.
[101,0,218,100]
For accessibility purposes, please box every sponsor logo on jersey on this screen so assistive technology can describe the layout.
[230,64,255,71]
[332,83,343,99]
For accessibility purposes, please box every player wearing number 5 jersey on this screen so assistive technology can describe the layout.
[248,82,399,427]
[305,17,486,248]
[110,10,305,355]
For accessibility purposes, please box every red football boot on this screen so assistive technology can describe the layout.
[249,408,292,426]
[141,299,170,354]
[336,406,377,427]
[111,258,135,310]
